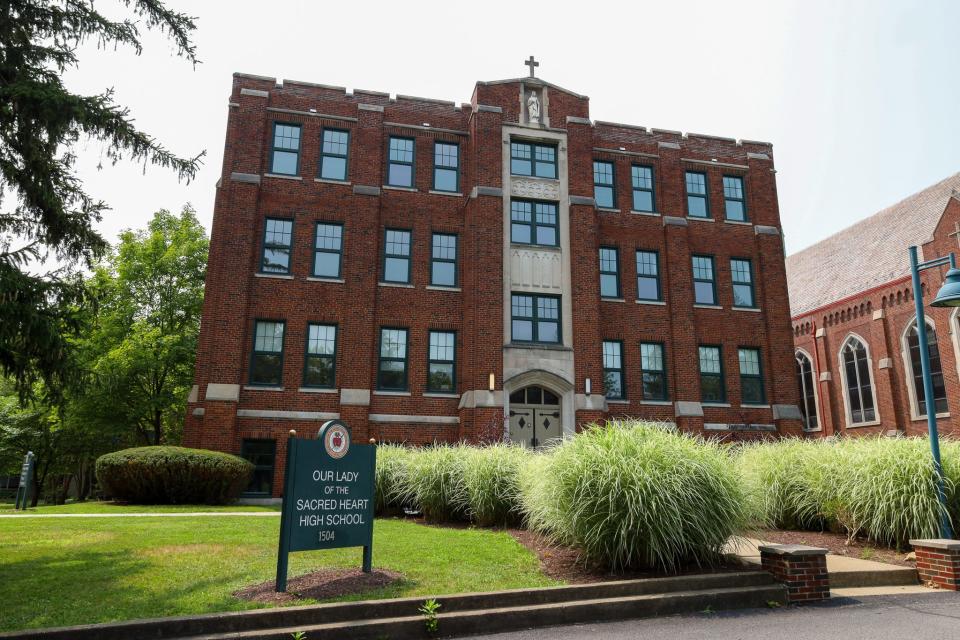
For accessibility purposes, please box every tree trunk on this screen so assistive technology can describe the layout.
[154,409,163,445]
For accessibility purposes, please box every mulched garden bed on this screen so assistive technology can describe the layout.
[234,568,404,604]
[752,528,915,567]
[508,528,758,583]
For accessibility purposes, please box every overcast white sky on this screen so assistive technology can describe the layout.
[63,0,959,256]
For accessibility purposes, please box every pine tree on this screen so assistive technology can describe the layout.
[0,1,203,398]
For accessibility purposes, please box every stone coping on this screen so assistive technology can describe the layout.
[909,538,960,551]
[758,543,828,557]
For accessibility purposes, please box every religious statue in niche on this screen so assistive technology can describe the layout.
[527,91,541,125]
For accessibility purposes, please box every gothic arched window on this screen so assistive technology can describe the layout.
[905,319,948,416]
[840,336,877,425]
[795,351,818,430]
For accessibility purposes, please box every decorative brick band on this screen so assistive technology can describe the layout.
[759,544,830,602]
[910,539,960,590]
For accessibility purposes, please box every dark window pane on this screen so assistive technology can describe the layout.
[432,262,455,286]
[304,356,334,387]
[321,156,347,180]
[262,248,290,273]
[251,354,282,386]
[695,281,715,304]
[595,186,614,208]
[388,164,412,187]
[272,151,298,175]
[435,168,457,192]
[726,200,745,221]
[314,252,340,278]
[537,321,559,343]
[604,371,623,399]
[633,190,653,212]
[601,274,619,298]
[688,196,708,217]
[428,364,454,392]
[378,361,406,389]
[384,257,409,282]
[637,277,659,301]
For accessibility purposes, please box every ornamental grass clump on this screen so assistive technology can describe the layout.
[520,420,747,572]
[461,443,529,526]
[400,443,472,522]
[736,438,830,530]
[374,444,413,515]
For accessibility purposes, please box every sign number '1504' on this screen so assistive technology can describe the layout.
[275,420,376,592]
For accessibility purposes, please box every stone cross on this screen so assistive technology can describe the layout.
[525,55,539,78]
[950,221,960,249]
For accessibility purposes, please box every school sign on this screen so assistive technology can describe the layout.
[276,420,376,591]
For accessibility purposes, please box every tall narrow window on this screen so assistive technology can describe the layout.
[427,331,456,393]
[796,351,819,430]
[433,142,459,192]
[840,336,876,424]
[593,161,615,208]
[303,324,336,388]
[261,218,293,274]
[510,141,557,178]
[699,345,725,403]
[240,439,276,497]
[313,223,343,279]
[602,340,624,399]
[907,321,948,416]
[723,175,747,221]
[511,294,560,344]
[270,123,301,175]
[511,199,558,246]
[387,136,415,187]
[382,229,411,283]
[319,128,349,181]
[692,255,716,305]
[631,165,655,212]
[685,171,709,218]
[730,258,756,308]
[599,247,620,298]
[636,250,661,301]
[738,347,766,405]
[431,233,458,287]
[641,342,667,401]
[378,328,408,390]
[250,320,285,386]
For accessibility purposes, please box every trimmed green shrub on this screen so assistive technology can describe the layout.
[461,443,529,526]
[399,443,472,522]
[96,446,253,505]
[374,444,412,515]
[520,421,747,571]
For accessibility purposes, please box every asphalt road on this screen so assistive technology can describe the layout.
[468,592,960,640]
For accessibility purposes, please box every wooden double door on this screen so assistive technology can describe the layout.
[508,385,562,447]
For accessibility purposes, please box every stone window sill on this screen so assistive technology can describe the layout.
[307,276,345,283]
[911,413,950,422]
[724,219,752,226]
[636,299,667,306]
[686,216,715,223]
[314,178,351,186]
[630,210,660,217]
[428,190,463,197]
[596,207,621,214]
[847,420,882,428]
[382,185,418,192]
[255,273,294,280]
[379,281,415,289]
[693,304,724,310]
[702,402,732,408]
[641,400,672,406]
[510,243,560,252]
[733,306,761,313]
[374,390,412,396]
[742,404,771,409]
[299,387,338,394]
[426,285,462,292]
[264,173,303,181]
[423,393,460,399]
[244,386,284,391]
[607,399,630,404]
[505,342,572,352]
[601,297,626,303]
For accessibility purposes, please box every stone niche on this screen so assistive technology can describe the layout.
[519,81,549,127]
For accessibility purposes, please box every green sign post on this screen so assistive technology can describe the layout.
[14,451,35,511]
[275,420,376,592]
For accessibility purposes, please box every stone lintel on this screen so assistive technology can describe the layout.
[663,216,688,227]
[674,401,703,417]
[205,383,240,402]
[353,185,381,196]
[340,388,371,406]
[569,195,596,207]
[473,186,503,198]
[230,172,261,184]
[754,225,780,236]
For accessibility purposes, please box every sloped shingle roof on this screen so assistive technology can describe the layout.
[786,173,960,317]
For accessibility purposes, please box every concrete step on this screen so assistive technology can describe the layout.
[186,584,787,640]
[0,571,776,640]
[830,565,919,588]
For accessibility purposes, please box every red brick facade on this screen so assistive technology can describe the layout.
[790,179,960,437]
[184,70,802,496]
[911,539,960,590]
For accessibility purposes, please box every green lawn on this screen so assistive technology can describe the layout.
[0,516,556,632]
[0,501,280,514]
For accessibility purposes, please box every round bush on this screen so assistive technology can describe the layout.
[96,446,253,504]
[374,443,413,515]
[520,421,747,571]
[461,443,529,526]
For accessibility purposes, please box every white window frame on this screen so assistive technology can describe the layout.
[795,348,821,432]
[901,315,950,421]
[837,333,880,428]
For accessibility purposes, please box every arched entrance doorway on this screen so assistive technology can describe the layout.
[508,386,562,447]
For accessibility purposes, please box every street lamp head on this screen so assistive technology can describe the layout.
[931,267,960,307]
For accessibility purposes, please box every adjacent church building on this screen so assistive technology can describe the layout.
[184,62,803,496]
[788,174,960,437]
